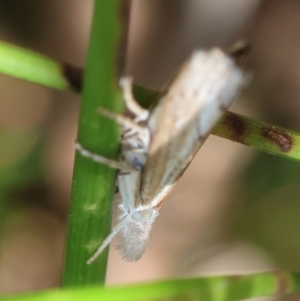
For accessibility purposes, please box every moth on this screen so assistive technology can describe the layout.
[76,48,244,263]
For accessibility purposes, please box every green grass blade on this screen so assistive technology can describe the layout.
[0,41,82,92]
[0,40,299,162]
[62,0,123,287]
[1,272,300,301]
[213,111,300,161]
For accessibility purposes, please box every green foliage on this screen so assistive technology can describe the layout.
[1,272,299,301]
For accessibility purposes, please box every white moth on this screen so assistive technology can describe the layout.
[76,48,244,263]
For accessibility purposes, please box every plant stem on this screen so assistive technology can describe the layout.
[213,111,300,161]
[0,40,299,162]
[62,0,123,287]
[0,41,82,92]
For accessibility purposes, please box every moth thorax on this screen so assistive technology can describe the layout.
[131,207,155,223]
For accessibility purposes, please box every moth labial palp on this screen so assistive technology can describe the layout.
[76,47,245,263]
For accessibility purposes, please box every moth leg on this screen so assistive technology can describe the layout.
[86,214,130,264]
[75,142,136,172]
[97,107,146,136]
[119,76,149,122]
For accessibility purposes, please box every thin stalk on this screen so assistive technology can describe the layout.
[213,111,300,161]
[0,41,82,92]
[0,41,299,161]
[62,0,123,287]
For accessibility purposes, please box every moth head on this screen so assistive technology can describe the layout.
[121,124,150,169]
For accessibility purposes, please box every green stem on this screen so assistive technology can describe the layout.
[1,272,300,301]
[0,41,299,162]
[0,41,82,92]
[213,111,300,161]
[62,0,123,287]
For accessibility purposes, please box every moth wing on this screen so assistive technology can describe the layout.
[117,163,161,260]
[141,49,244,206]
[117,170,141,211]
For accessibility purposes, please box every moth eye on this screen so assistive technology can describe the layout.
[132,157,144,168]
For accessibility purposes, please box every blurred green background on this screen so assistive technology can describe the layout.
[0,1,300,300]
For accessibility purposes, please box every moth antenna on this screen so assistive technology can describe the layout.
[119,76,149,122]
[75,141,136,172]
[86,215,130,264]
